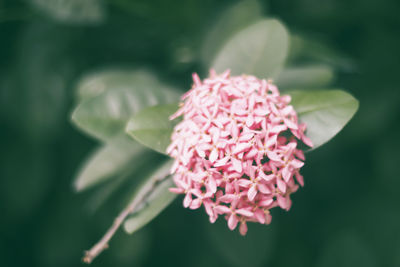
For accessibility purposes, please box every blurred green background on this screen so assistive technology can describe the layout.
[1,0,400,266]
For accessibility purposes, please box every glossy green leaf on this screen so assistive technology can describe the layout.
[289,90,359,149]
[277,65,334,89]
[126,103,180,154]
[71,70,180,141]
[29,0,105,24]
[212,19,289,79]
[124,160,176,234]
[201,0,263,66]
[74,136,147,192]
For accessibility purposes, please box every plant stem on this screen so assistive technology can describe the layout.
[82,166,171,263]
[83,189,147,264]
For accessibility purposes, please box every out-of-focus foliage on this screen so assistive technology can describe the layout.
[125,18,355,156]
[200,0,263,66]
[74,136,147,191]
[71,70,180,141]
[123,161,176,234]
[290,90,359,149]
[277,65,334,89]
[28,0,105,24]
[127,87,359,154]
[1,0,400,267]
[126,104,180,154]
[212,19,288,79]
[118,14,357,239]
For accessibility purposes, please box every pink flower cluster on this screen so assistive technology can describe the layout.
[167,70,313,235]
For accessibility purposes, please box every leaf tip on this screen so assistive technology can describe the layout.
[122,221,133,234]
[73,177,85,192]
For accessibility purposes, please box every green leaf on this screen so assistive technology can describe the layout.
[124,160,176,234]
[84,171,130,213]
[277,65,334,89]
[126,103,180,154]
[212,19,289,79]
[83,151,166,213]
[71,70,180,141]
[289,90,359,149]
[74,136,147,192]
[201,0,263,66]
[75,69,171,103]
[29,0,105,24]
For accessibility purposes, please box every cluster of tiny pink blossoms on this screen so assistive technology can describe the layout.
[167,70,313,235]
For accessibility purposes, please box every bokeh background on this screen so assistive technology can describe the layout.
[1,0,400,267]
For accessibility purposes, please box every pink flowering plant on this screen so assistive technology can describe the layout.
[167,70,313,235]
[71,16,358,263]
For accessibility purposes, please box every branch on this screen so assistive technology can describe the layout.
[82,174,168,264]
[82,195,140,263]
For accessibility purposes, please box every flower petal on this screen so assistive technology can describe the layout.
[254,209,266,224]
[233,142,251,154]
[277,195,288,210]
[214,156,230,167]
[258,183,271,194]
[209,148,219,163]
[239,222,248,236]
[214,205,231,214]
[218,194,236,203]
[237,179,252,187]
[236,209,254,217]
[259,197,273,207]
[277,178,287,193]
[189,198,201,209]
[169,187,184,194]
[183,193,192,208]
[228,214,239,230]
[208,177,217,193]
[282,166,292,182]
[247,185,257,201]
[231,157,243,173]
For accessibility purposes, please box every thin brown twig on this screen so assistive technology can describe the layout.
[82,174,168,264]
[82,196,141,264]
